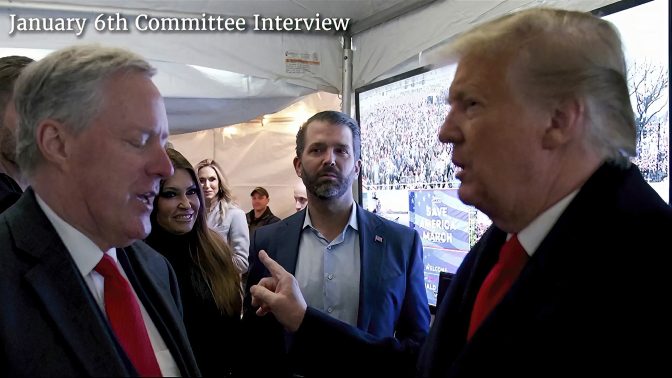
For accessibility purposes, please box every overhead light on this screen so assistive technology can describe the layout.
[187,64,248,84]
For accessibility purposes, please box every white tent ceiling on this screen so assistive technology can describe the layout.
[0,0,625,216]
[0,0,618,134]
[170,91,342,218]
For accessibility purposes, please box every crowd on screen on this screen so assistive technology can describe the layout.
[360,88,458,190]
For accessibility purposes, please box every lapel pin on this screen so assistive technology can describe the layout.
[375,235,383,243]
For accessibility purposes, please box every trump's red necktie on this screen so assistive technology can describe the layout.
[468,234,528,340]
[95,254,162,377]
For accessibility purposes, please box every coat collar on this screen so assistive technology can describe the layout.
[273,208,306,274]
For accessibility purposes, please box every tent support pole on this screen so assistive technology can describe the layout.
[341,35,353,115]
[342,35,360,202]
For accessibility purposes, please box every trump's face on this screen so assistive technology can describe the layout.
[66,71,173,248]
[438,53,551,228]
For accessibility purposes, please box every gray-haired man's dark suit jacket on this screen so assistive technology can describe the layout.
[0,189,201,377]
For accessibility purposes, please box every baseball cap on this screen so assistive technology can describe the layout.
[250,186,269,197]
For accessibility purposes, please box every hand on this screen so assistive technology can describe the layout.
[250,250,307,332]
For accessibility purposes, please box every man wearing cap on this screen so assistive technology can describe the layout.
[246,186,281,237]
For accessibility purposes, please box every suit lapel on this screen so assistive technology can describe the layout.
[461,227,506,315]
[469,166,618,339]
[356,207,385,330]
[119,245,198,376]
[462,187,595,347]
[14,190,130,376]
[276,209,306,274]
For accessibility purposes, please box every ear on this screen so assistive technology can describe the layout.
[542,98,584,150]
[293,156,302,177]
[354,159,362,178]
[35,119,70,169]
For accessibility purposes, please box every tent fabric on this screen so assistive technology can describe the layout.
[0,0,619,212]
[169,91,341,219]
[0,5,344,88]
[165,96,307,134]
[352,0,619,88]
[0,5,344,133]
[0,1,618,133]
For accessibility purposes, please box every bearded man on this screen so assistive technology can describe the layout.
[241,111,430,378]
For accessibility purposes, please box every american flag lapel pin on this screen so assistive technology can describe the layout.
[375,235,383,243]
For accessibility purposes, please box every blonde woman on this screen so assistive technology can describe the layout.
[196,159,250,273]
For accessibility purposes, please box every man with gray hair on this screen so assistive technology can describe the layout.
[0,45,200,376]
[247,8,670,377]
[0,55,33,213]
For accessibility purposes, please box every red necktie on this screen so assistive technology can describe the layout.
[95,254,162,377]
[468,234,528,340]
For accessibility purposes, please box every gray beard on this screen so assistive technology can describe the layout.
[303,166,354,200]
[313,180,348,200]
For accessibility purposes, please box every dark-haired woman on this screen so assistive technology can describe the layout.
[146,148,242,377]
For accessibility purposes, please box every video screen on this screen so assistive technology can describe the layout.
[356,0,669,307]
[356,65,492,307]
[599,0,670,203]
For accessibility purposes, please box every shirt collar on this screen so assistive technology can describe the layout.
[35,193,116,277]
[517,189,579,256]
[303,202,359,232]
